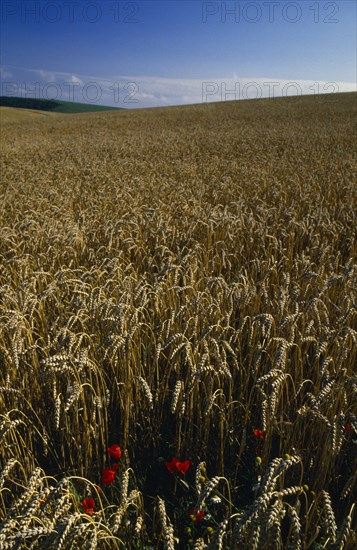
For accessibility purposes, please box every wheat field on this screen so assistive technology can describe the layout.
[0,92,356,549]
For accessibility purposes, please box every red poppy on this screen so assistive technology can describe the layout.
[165,457,179,474]
[253,429,264,440]
[165,457,190,475]
[176,460,190,474]
[82,498,95,515]
[189,506,205,522]
[102,463,119,485]
[343,423,351,432]
[108,444,122,460]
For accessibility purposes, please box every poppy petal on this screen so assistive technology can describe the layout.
[82,498,95,515]
[102,467,117,484]
[176,460,190,474]
[165,458,178,474]
[108,444,122,460]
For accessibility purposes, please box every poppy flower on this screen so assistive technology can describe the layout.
[343,423,351,432]
[82,497,95,515]
[189,506,205,522]
[102,463,119,485]
[176,460,190,474]
[165,457,190,474]
[165,457,179,474]
[253,429,264,440]
[108,444,122,460]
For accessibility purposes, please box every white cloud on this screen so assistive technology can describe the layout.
[102,74,357,108]
[68,74,84,86]
[34,69,51,80]
[0,66,13,79]
[1,66,356,108]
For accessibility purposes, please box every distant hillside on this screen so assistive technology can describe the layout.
[0,96,123,113]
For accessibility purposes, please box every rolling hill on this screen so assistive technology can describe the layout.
[0,95,122,113]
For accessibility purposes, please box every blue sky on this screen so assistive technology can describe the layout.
[1,0,356,108]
